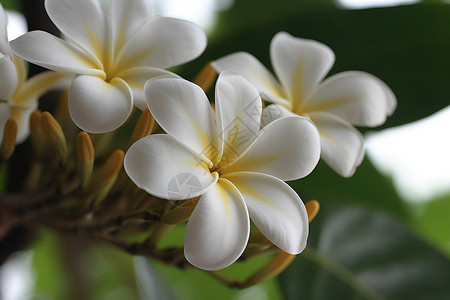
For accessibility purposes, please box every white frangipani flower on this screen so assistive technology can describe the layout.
[124,72,321,270]
[0,3,71,144]
[212,32,396,177]
[10,0,206,133]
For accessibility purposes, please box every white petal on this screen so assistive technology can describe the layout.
[309,111,365,177]
[10,31,104,75]
[10,104,36,144]
[306,71,395,127]
[0,55,18,99]
[108,0,151,56]
[215,72,262,167]
[125,134,218,200]
[184,178,250,270]
[68,75,133,133]
[225,172,308,254]
[45,0,105,61]
[261,104,297,127]
[226,116,320,181]
[0,102,11,143]
[145,77,218,163]
[371,74,397,116]
[0,3,10,55]
[117,16,206,70]
[270,32,335,104]
[117,67,180,111]
[12,71,72,107]
[211,52,291,107]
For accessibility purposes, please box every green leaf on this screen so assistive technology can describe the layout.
[0,0,19,10]
[413,194,450,256]
[32,231,70,300]
[278,203,450,300]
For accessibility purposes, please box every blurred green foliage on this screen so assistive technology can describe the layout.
[4,0,450,299]
[0,0,19,10]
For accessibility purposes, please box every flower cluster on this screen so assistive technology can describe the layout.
[0,0,395,281]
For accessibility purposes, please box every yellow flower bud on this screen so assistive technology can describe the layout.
[241,251,295,288]
[0,118,18,159]
[86,149,124,207]
[76,131,95,188]
[129,109,154,146]
[305,200,320,222]
[194,62,217,92]
[40,112,67,163]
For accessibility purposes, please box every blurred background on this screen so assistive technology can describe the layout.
[0,0,449,299]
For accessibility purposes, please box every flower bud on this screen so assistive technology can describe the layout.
[76,131,95,188]
[40,112,67,163]
[194,62,216,92]
[0,118,17,159]
[241,251,295,288]
[305,200,320,222]
[160,198,199,225]
[29,110,45,157]
[129,109,154,146]
[86,149,124,207]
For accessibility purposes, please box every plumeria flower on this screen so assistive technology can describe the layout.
[124,72,321,270]
[212,32,396,177]
[9,0,206,133]
[0,3,70,144]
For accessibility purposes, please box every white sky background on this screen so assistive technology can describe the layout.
[337,0,420,8]
[366,107,450,202]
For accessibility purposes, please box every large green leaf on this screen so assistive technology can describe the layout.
[182,4,450,129]
[278,203,450,300]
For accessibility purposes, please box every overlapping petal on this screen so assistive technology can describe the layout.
[215,72,262,166]
[12,71,72,107]
[309,111,364,177]
[108,0,152,56]
[212,52,291,108]
[261,104,297,127]
[0,55,18,100]
[145,77,218,164]
[0,3,10,55]
[10,31,103,75]
[270,32,335,104]
[224,172,308,254]
[68,75,133,133]
[117,16,206,70]
[118,67,180,111]
[227,116,320,181]
[45,0,105,61]
[184,178,249,270]
[124,134,218,200]
[306,71,395,127]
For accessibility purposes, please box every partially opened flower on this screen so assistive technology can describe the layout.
[10,0,206,133]
[124,72,321,270]
[0,3,70,144]
[212,32,396,177]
